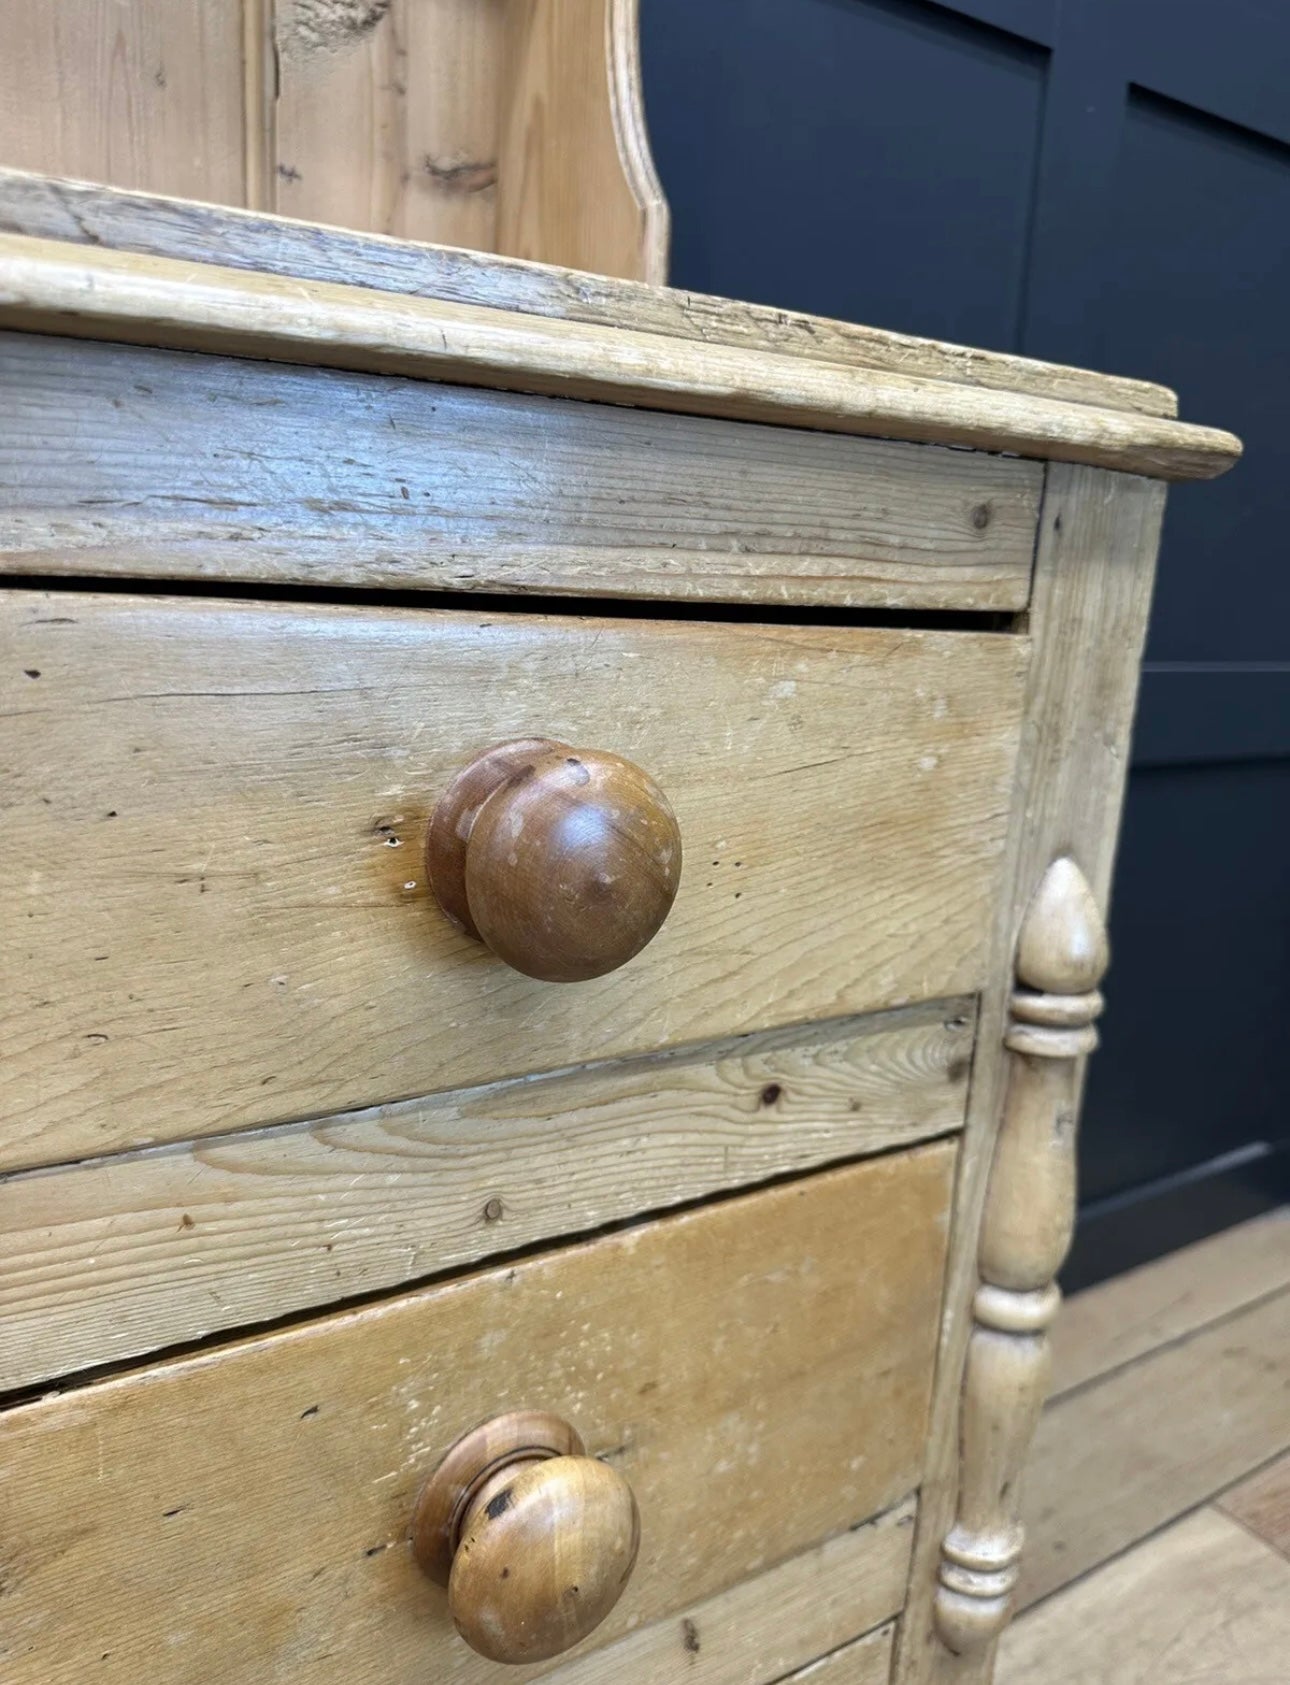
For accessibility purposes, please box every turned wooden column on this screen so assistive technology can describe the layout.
[934,857,1108,1654]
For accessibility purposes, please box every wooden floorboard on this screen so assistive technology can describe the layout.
[1019,1213,1290,1610]
[999,1507,1290,1684]
[1050,1207,1290,1398]
[1218,1450,1290,1561]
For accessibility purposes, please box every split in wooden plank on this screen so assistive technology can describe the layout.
[0,235,1240,480]
[0,166,1177,417]
[998,1506,1290,1685]
[0,999,974,1392]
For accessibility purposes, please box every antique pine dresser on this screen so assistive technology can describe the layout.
[0,168,1239,1684]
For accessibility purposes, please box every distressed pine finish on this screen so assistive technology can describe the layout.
[893,467,1173,1685]
[0,237,1241,479]
[542,1507,910,1685]
[0,181,1241,1682]
[0,168,1177,417]
[0,1001,973,1392]
[0,1150,953,1684]
[0,330,1044,609]
[934,860,1109,1653]
[0,2,665,281]
[0,594,1025,1171]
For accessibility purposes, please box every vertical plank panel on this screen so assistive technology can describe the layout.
[242,0,276,210]
[0,0,247,204]
[272,0,505,250]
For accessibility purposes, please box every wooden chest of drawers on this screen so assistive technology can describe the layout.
[0,169,1239,1683]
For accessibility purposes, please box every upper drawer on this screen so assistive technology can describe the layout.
[0,592,1027,1170]
[0,330,1042,610]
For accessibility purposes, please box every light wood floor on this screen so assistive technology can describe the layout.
[996,1208,1290,1683]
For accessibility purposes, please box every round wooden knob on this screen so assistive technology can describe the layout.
[411,1411,640,1664]
[427,739,682,982]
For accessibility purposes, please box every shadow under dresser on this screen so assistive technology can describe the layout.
[0,169,1240,1684]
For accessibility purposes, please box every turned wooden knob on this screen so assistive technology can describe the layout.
[411,1411,640,1664]
[427,739,682,982]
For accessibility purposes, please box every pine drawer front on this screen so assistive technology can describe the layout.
[0,1147,953,1685]
[0,592,1027,1170]
[0,330,1043,611]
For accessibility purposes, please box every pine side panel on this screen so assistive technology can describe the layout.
[894,465,1168,1685]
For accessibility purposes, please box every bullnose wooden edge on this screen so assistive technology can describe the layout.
[0,166,1174,419]
[0,232,1241,482]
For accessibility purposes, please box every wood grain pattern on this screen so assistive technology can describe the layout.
[1018,1286,1290,1609]
[0,1001,972,1392]
[0,592,1023,1172]
[0,4,247,206]
[894,466,1171,1685]
[0,166,1178,418]
[271,0,664,280]
[508,1510,907,1684]
[0,235,1240,480]
[445,1447,641,1663]
[1051,1208,1290,1398]
[0,1149,953,1685]
[933,861,1108,1655]
[1219,1451,1290,1560]
[0,4,664,282]
[780,1628,896,1685]
[427,739,684,982]
[495,0,668,281]
[273,0,506,254]
[0,329,1042,609]
[998,1508,1290,1685]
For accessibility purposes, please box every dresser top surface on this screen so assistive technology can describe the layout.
[0,168,1241,483]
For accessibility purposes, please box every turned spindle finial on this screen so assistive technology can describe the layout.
[935,856,1108,1657]
[1015,857,1108,996]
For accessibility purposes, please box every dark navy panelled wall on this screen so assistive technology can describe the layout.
[641,0,1290,1287]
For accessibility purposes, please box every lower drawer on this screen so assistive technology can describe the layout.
[0,1145,954,1683]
